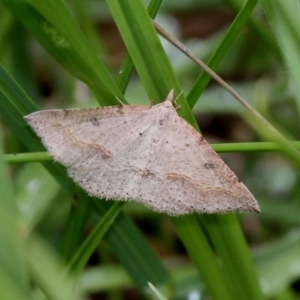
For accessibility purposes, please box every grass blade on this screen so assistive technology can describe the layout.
[0,127,31,299]
[1,0,123,104]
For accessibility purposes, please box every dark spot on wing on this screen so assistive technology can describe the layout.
[90,117,99,126]
[142,169,152,178]
[204,163,215,169]
[101,149,112,160]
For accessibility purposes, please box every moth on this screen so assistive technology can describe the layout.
[25,90,260,215]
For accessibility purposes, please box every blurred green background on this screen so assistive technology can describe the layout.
[1,0,300,299]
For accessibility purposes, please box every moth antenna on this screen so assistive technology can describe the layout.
[172,90,184,110]
[115,96,126,106]
[149,99,155,108]
[175,90,184,101]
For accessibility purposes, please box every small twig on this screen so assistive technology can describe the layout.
[153,21,252,111]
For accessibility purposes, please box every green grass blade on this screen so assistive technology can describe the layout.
[0,127,31,299]
[106,0,199,135]
[262,1,300,112]
[70,0,107,56]
[15,163,61,230]
[5,152,52,164]
[68,201,122,276]
[92,200,170,291]
[27,234,83,300]
[0,64,74,189]
[148,282,168,300]
[1,0,123,104]
[226,0,281,59]
[7,20,40,101]
[116,0,162,93]
[172,216,233,300]
[107,0,177,100]
[60,190,94,261]
[200,214,263,299]
[0,268,30,300]
[187,0,259,107]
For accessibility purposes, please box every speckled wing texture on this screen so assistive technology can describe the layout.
[24,91,260,215]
